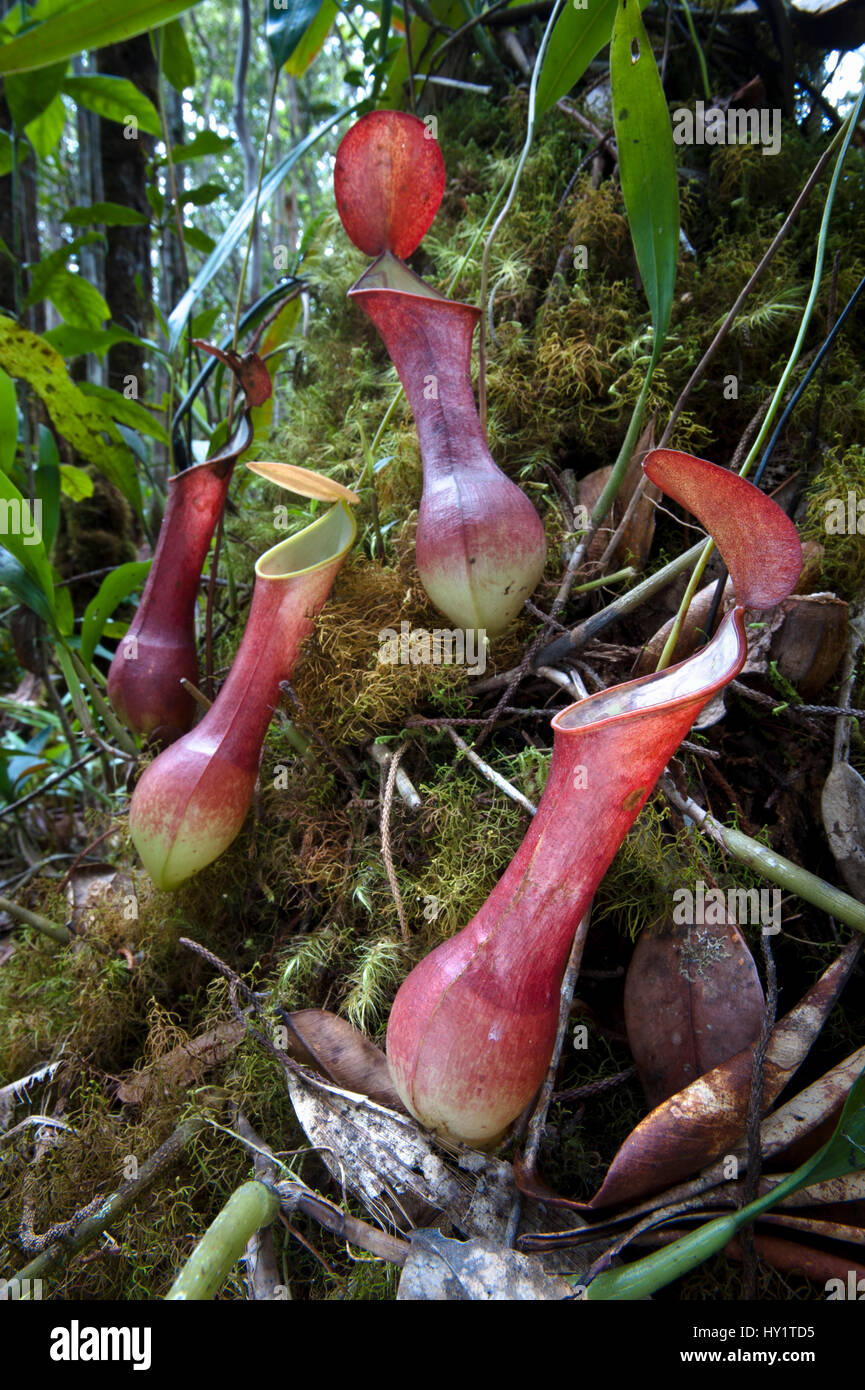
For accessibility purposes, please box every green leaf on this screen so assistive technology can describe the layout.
[181,225,216,255]
[188,305,220,340]
[35,424,61,552]
[181,180,226,207]
[41,267,111,330]
[266,0,325,71]
[167,104,355,353]
[53,580,74,637]
[586,1062,865,1300]
[59,463,94,501]
[0,0,207,76]
[62,75,162,137]
[0,367,17,475]
[0,315,141,511]
[42,323,147,360]
[284,0,337,78]
[0,469,55,608]
[610,0,679,353]
[79,382,170,444]
[80,559,151,668]
[158,128,232,164]
[24,233,103,308]
[24,90,67,157]
[536,0,650,119]
[0,548,55,626]
[146,184,166,218]
[62,202,149,227]
[159,17,195,91]
[4,59,67,127]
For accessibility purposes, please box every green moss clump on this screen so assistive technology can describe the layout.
[802,444,865,598]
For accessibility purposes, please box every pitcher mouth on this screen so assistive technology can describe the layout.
[348,250,478,316]
[553,607,747,734]
[255,501,357,581]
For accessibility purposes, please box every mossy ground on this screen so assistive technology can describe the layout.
[2,83,865,1300]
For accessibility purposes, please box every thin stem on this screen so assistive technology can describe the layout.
[0,896,70,945]
[678,0,711,101]
[444,725,537,816]
[660,777,865,936]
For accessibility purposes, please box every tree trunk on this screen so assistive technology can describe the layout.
[96,34,158,396]
[233,0,261,304]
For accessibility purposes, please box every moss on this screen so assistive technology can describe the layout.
[802,444,865,597]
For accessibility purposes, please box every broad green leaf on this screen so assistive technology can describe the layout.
[43,323,147,360]
[181,180,226,207]
[35,424,61,552]
[62,76,162,137]
[0,367,17,475]
[24,90,67,157]
[0,469,55,607]
[284,0,337,78]
[188,305,220,340]
[267,0,325,71]
[167,104,354,353]
[610,0,678,353]
[24,233,103,308]
[536,0,650,119]
[0,548,55,626]
[586,1063,865,1300]
[181,225,216,255]
[0,0,206,76]
[159,17,195,91]
[42,268,111,330]
[146,184,165,218]
[54,580,74,637]
[62,202,149,227]
[0,131,13,177]
[80,559,151,668]
[158,128,232,164]
[29,0,84,22]
[80,382,170,444]
[0,316,141,511]
[59,463,94,501]
[4,59,67,127]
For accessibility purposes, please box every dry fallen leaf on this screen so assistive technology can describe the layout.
[822,761,865,900]
[397,1231,574,1301]
[283,1008,402,1109]
[624,911,765,1107]
[770,593,848,698]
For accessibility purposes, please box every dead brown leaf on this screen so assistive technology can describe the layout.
[283,1008,402,1109]
[576,940,860,1209]
[624,912,764,1107]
